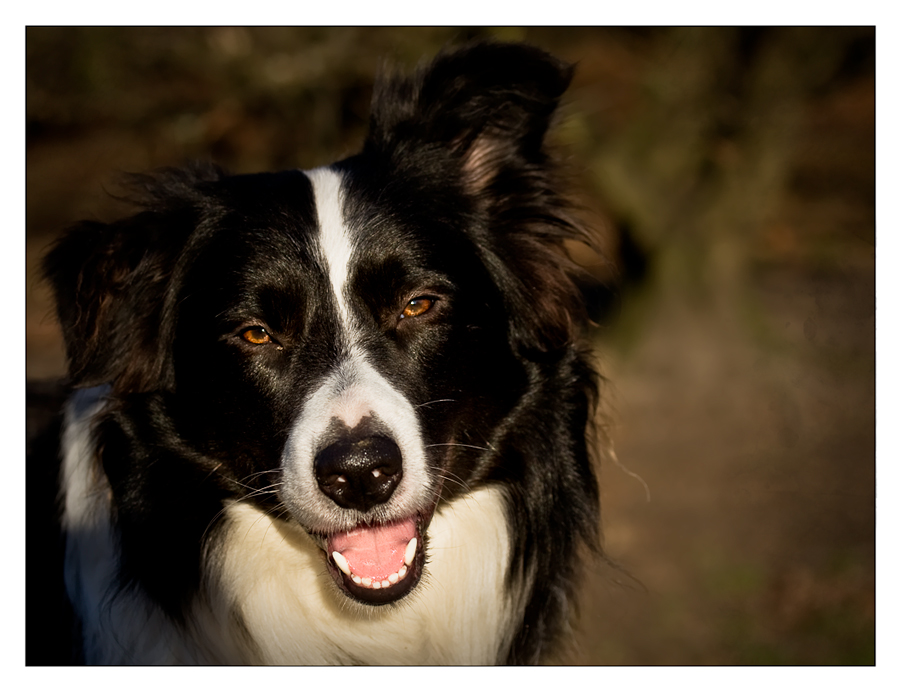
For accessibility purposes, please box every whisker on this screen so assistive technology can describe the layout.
[235,480,282,494]
[240,468,281,481]
[433,468,472,494]
[239,488,281,504]
[201,505,232,544]
[415,399,456,409]
[425,442,490,452]
[200,471,284,543]
[232,469,282,492]
[202,462,223,482]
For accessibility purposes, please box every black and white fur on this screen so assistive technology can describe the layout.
[38,42,600,665]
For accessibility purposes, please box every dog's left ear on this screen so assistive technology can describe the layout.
[366,41,573,197]
[368,43,590,354]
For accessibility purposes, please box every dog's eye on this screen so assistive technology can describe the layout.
[240,327,273,345]
[401,297,434,319]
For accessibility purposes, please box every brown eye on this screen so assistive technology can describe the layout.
[401,297,434,319]
[241,327,272,345]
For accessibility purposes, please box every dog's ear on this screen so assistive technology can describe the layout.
[367,41,573,197]
[42,165,220,392]
[368,42,591,355]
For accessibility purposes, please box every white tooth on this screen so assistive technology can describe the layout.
[372,580,382,589]
[404,537,417,566]
[332,551,351,576]
[388,573,399,584]
[398,565,407,580]
[362,577,372,587]
[352,575,362,585]
[381,579,390,588]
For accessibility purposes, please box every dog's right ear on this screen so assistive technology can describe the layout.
[43,211,189,392]
[42,165,219,392]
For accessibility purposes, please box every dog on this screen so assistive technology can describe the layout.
[34,41,601,665]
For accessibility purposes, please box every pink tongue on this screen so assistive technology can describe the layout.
[329,518,417,581]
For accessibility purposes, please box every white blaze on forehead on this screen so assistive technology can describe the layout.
[306,166,354,330]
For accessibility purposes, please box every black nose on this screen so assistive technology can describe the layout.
[315,435,403,512]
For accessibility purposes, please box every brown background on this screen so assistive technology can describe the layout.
[26,27,875,664]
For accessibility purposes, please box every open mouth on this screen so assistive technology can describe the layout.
[321,515,428,605]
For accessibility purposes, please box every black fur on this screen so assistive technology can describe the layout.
[35,42,600,664]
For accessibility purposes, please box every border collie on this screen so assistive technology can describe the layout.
[36,41,600,665]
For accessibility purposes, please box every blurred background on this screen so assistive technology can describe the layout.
[25,27,875,665]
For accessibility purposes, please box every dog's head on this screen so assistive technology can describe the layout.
[44,42,591,606]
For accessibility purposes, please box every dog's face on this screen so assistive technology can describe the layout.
[45,42,587,611]
[165,164,526,603]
